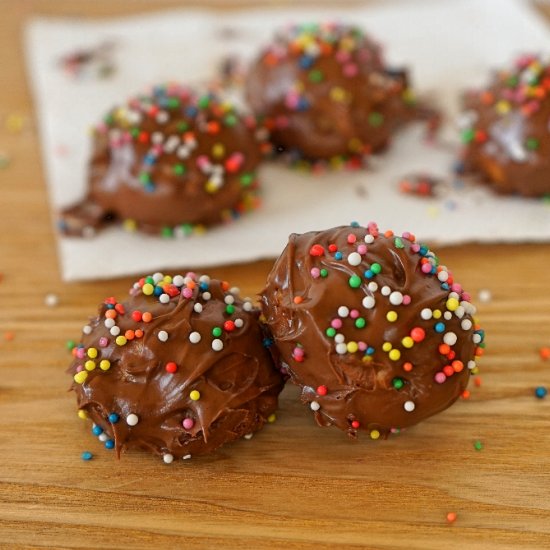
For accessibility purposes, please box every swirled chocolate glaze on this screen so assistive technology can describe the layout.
[59,84,270,237]
[458,54,550,197]
[260,223,484,439]
[68,272,284,461]
[245,23,419,161]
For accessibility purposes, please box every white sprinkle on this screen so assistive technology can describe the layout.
[163,453,174,464]
[152,272,164,284]
[110,326,120,336]
[389,291,403,306]
[158,330,169,342]
[229,286,240,295]
[151,131,163,144]
[182,454,192,460]
[189,332,201,344]
[438,271,449,282]
[449,291,460,300]
[478,289,492,303]
[172,275,185,287]
[367,282,378,292]
[156,111,169,124]
[473,333,482,344]
[404,400,415,412]
[44,293,59,307]
[335,343,347,354]
[310,401,321,411]
[347,252,362,266]
[212,338,224,351]
[159,294,170,304]
[443,332,458,346]
[173,227,188,240]
[234,318,244,328]
[198,274,210,283]
[461,319,473,331]
[420,308,432,320]
[244,433,254,440]
[224,295,235,305]
[193,303,203,313]
[202,292,211,301]
[364,234,375,244]
[362,296,375,309]
[98,433,108,442]
[338,306,350,318]
[82,226,96,239]
[82,325,92,335]
[467,360,476,370]
[381,286,391,296]
[243,301,253,312]
[334,333,345,344]
[443,311,452,320]
[126,413,139,426]
[104,318,115,329]
[454,306,465,319]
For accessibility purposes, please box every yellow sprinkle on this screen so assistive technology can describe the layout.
[389,349,401,361]
[5,113,26,133]
[123,219,138,232]
[362,355,373,363]
[99,359,111,371]
[433,309,442,319]
[205,180,219,194]
[212,143,225,159]
[267,413,276,423]
[330,86,346,102]
[142,283,154,296]
[382,342,392,352]
[471,366,479,375]
[401,336,414,349]
[402,88,416,104]
[77,409,88,420]
[348,137,363,153]
[87,347,98,359]
[386,311,398,323]
[370,429,380,440]
[189,390,201,401]
[115,336,127,346]
[446,298,459,312]
[163,275,172,283]
[84,360,96,371]
[495,100,511,115]
[347,341,359,354]
[73,371,88,384]
[194,224,206,235]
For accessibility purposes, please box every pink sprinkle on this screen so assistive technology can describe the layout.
[347,233,357,244]
[434,372,446,384]
[99,337,109,347]
[462,292,471,302]
[350,309,359,319]
[451,283,462,293]
[421,263,432,274]
[310,267,321,279]
[293,347,304,358]
[75,365,84,372]
[331,319,343,329]
[357,244,367,255]
[335,50,350,63]
[182,288,193,299]
[402,231,411,240]
[343,63,358,77]
[275,115,290,128]
[402,295,412,306]
[411,244,420,253]
[76,348,85,359]
[196,155,210,170]
[358,341,367,352]
[182,418,195,430]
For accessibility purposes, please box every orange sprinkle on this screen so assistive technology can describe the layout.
[293,296,303,304]
[439,343,451,355]
[134,329,144,338]
[142,312,153,323]
[446,512,457,523]
[384,230,394,238]
[221,281,230,291]
[539,347,550,360]
[186,280,196,290]
[115,303,125,314]
[3,331,15,341]
[125,330,135,341]
[105,309,117,319]
[474,376,482,387]
[452,360,464,373]
[403,362,413,372]
[461,390,471,400]
[475,348,484,357]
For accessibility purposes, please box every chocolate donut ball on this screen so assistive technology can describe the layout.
[60,84,270,237]
[245,22,416,162]
[68,272,284,461]
[458,54,550,197]
[261,223,484,440]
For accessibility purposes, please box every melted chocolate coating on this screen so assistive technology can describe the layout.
[245,23,417,160]
[261,223,484,438]
[68,273,284,460]
[60,85,268,236]
[459,55,550,197]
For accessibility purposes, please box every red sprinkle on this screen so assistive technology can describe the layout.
[223,320,235,332]
[316,385,328,396]
[132,310,142,322]
[165,362,178,373]
[309,244,325,257]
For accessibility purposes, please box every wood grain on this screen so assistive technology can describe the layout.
[1,1,550,548]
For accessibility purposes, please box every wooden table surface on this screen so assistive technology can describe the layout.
[2,1,550,548]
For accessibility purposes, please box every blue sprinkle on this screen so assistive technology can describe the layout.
[185,106,198,117]
[92,425,103,436]
[441,283,450,290]
[419,245,429,256]
[105,439,115,450]
[81,451,93,461]
[366,347,375,355]
[108,413,119,423]
[364,270,373,279]
[297,98,310,111]
[434,322,445,333]
[144,154,156,166]
[199,282,209,291]
[350,221,360,228]
[106,303,115,309]
[262,337,274,348]
[535,386,547,399]
[299,55,314,69]
[453,160,466,174]
[144,182,156,193]
[154,285,163,296]
[334,252,343,260]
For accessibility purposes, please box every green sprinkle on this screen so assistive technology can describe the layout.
[506,75,519,88]
[161,226,173,238]
[326,327,336,338]
[130,127,140,138]
[104,114,114,125]
[525,137,539,151]
[225,304,235,315]
[212,327,222,338]
[370,263,382,275]
[308,69,323,83]
[145,276,154,285]
[394,237,404,249]
[355,318,366,329]
[173,164,186,176]
[197,95,210,109]
[320,268,328,278]
[349,274,362,288]
[240,173,254,187]
[474,440,483,451]
[392,377,404,390]
[368,112,384,127]
[167,98,180,109]
[461,128,475,144]
[180,223,193,236]
[139,172,150,184]
[224,113,237,127]
[177,121,189,132]
[66,339,76,351]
